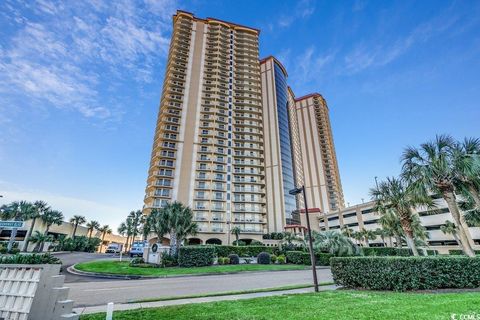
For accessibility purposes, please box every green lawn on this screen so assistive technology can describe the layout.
[74,260,308,276]
[80,290,480,320]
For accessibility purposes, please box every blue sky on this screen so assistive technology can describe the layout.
[0,0,479,230]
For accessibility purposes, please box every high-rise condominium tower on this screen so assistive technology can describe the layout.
[144,11,266,244]
[144,11,344,244]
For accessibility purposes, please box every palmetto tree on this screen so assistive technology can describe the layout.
[147,202,198,254]
[86,220,100,239]
[22,200,50,252]
[98,225,112,252]
[359,228,377,247]
[402,135,476,256]
[127,210,143,249]
[312,230,360,256]
[351,231,363,246]
[69,215,87,239]
[370,177,428,256]
[1,201,35,251]
[451,138,480,208]
[231,226,241,246]
[341,227,354,238]
[39,209,64,251]
[440,220,460,245]
[29,231,53,252]
[375,228,390,247]
[117,218,134,253]
[378,209,404,248]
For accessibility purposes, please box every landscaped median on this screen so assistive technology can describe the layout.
[79,290,480,320]
[74,260,309,277]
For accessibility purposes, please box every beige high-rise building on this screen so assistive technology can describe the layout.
[144,11,265,245]
[294,94,345,213]
[144,11,344,244]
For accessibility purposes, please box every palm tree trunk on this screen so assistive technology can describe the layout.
[365,239,370,247]
[388,236,393,248]
[7,228,18,252]
[88,229,93,239]
[124,235,130,253]
[443,190,475,257]
[399,217,419,256]
[100,233,106,253]
[72,223,78,239]
[22,217,37,252]
[170,233,178,255]
[395,235,402,248]
[468,185,480,208]
[39,226,50,252]
[453,233,461,245]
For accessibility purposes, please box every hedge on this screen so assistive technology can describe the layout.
[362,247,438,256]
[0,253,61,265]
[213,245,275,257]
[178,246,215,267]
[286,251,333,266]
[331,256,480,291]
[449,249,480,255]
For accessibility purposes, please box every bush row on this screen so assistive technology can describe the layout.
[178,246,215,267]
[285,251,333,266]
[362,247,438,256]
[213,245,275,257]
[449,249,480,255]
[331,256,480,291]
[0,253,61,265]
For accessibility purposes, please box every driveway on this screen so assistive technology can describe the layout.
[54,252,119,283]
[68,268,333,307]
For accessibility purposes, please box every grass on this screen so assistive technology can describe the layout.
[80,290,480,320]
[131,283,334,303]
[74,260,308,277]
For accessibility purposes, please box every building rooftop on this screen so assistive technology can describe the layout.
[174,10,260,34]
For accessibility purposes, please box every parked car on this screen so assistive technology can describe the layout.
[105,243,123,254]
[130,241,148,257]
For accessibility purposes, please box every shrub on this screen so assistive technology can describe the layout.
[129,257,145,266]
[160,252,178,268]
[232,240,247,246]
[449,249,480,255]
[0,253,61,265]
[8,248,20,254]
[257,252,271,264]
[217,257,226,265]
[277,255,286,264]
[228,254,240,265]
[244,258,252,264]
[0,246,7,254]
[270,254,277,264]
[178,246,215,267]
[250,240,263,246]
[214,245,274,258]
[286,251,333,266]
[362,247,411,256]
[331,256,480,291]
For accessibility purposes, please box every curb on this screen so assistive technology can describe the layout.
[68,264,330,280]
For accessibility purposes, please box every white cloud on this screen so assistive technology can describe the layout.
[290,46,335,85]
[277,0,315,28]
[0,0,177,120]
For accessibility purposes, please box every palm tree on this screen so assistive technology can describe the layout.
[29,231,53,252]
[370,177,428,256]
[359,228,377,247]
[22,200,50,252]
[39,209,64,251]
[141,216,151,240]
[127,210,143,250]
[341,226,354,238]
[1,201,35,251]
[451,138,480,208]
[231,226,241,246]
[98,225,112,253]
[378,209,403,248]
[69,215,87,239]
[375,228,390,247]
[86,220,100,239]
[148,202,198,254]
[441,220,461,245]
[117,218,134,253]
[402,135,476,256]
[351,231,363,246]
[312,230,360,256]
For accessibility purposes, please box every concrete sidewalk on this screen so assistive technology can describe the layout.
[73,285,337,315]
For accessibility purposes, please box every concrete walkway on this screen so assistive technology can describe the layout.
[73,285,337,315]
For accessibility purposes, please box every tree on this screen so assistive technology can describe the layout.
[351,231,363,246]
[86,220,100,239]
[29,231,53,252]
[231,226,241,246]
[21,200,49,252]
[440,220,461,245]
[402,135,476,256]
[98,225,112,252]
[371,177,426,256]
[147,202,198,254]
[341,226,354,238]
[69,215,87,239]
[39,209,64,251]
[378,209,403,248]
[359,228,377,247]
[117,218,134,253]
[127,210,143,250]
[1,201,35,251]
[375,228,391,247]
[312,230,360,256]
[451,138,480,209]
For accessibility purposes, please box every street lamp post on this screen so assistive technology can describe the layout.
[289,186,319,292]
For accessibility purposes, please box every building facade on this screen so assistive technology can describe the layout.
[294,94,345,213]
[318,199,480,254]
[144,11,344,244]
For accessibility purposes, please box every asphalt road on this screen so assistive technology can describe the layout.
[55,252,119,283]
[68,268,333,307]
